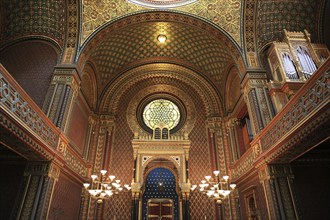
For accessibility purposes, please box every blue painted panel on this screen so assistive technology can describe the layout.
[142,168,178,220]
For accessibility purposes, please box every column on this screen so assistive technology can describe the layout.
[13,162,60,220]
[259,164,299,220]
[42,67,80,133]
[207,117,236,220]
[241,70,275,135]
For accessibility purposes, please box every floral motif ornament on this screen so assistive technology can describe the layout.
[128,0,198,8]
[143,99,180,130]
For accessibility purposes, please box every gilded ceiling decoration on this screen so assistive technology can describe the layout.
[1,0,65,47]
[256,0,323,50]
[89,21,232,91]
[81,0,241,45]
[128,0,198,8]
[101,63,222,115]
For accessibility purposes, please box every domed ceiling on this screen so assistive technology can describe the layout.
[81,0,241,45]
[84,20,236,96]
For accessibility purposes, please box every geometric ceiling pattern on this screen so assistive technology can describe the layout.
[0,0,65,47]
[90,21,233,90]
[256,0,324,50]
[82,0,241,46]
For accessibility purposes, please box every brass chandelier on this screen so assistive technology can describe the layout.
[83,170,131,203]
[191,170,236,205]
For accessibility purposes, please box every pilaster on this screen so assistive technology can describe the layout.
[206,116,236,220]
[42,67,80,133]
[259,164,299,220]
[93,115,115,173]
[14,162,60,220]
[82,115,115,220]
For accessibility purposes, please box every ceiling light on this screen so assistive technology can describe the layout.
[157,34,167,43]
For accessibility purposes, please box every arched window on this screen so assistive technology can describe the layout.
[154,128,161,139]
[162,128,169,139]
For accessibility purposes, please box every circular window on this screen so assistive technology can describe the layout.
[142,99,180,130]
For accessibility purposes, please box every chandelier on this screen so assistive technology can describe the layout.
[83,170,131,204]
[191,170,236,205]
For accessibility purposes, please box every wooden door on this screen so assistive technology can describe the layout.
[147,199,173,220]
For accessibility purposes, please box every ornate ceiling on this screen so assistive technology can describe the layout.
[256,0,324,51]
[1,0,65,48]
[81,0,241,45]
[87,21,234,93]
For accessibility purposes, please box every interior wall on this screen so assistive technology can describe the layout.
[0,40,58,108]
[67,94,90,155]
[237,174,268,220]
[48,172,82,220]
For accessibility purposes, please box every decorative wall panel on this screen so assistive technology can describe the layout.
[67,96,89,155]
[48,173,82,220]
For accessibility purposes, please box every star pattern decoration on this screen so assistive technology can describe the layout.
[143,99,180,130]
[142,168,178,220]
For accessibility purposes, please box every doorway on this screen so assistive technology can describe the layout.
[147,198,173,220]
[142,167,178,220]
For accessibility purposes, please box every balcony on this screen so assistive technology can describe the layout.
[233,58,330,179]
[0,64,87,177]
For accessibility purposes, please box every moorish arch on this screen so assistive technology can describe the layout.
[100,63,222,116]
[93,61,228,219]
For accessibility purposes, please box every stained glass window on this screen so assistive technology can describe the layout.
[143,99,180,130]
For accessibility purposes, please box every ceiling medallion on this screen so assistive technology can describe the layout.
[127,0,198,8]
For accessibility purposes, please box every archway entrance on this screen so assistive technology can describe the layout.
[142,168,178,220]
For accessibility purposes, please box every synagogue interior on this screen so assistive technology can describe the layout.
[0,0,330,219]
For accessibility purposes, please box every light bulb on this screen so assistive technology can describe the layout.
[157,34,167,43]
[230,184,236,189]
[91,174,98,180]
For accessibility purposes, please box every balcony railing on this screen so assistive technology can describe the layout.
[233,58,330,179]
[0,64,87,177]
